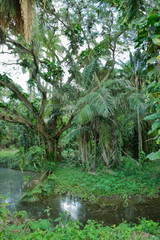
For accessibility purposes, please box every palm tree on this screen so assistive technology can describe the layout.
[118,50,148,156]
[63,49,149,169]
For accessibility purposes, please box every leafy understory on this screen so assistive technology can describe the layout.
[53,160,160,202]
[0,205,160,240]
[19,159,160,203]
[20,173,57,202]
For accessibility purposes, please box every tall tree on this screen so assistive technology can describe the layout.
[0,0,152,167]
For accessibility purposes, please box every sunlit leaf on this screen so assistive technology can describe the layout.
[147,57,157,64]
[144,113,160,120]
[152,38,160,46]
[147,150,160,160]
[148,121,160,134]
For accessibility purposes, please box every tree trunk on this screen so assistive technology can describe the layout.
[44,136,62,163]
[53,137,61,162]
[137,107,142,153]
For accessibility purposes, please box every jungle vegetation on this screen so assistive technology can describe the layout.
[0,0,160,170]
[0,0,160,239]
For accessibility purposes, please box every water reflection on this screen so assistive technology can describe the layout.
[0,168,35,212]
[60,194,85,221]
[124,206,135,221]
[0,168,160,226]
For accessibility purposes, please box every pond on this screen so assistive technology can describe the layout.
[0,168,160,226]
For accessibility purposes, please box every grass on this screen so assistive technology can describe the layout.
[53,160,160,202]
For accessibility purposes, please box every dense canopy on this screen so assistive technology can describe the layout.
[0,0,160,168]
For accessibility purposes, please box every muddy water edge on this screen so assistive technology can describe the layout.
[0,168,160,226]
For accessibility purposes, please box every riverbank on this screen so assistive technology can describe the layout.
[53,160,160,202]
[0,157,160,239]
[1,150,160,202]
[1,206,160,240]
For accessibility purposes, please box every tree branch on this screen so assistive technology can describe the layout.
[31,44,47,118]
[0,110,33,127]
[6,38,32,54]
[54,114,74,138]
[0,62,19,66]
[0,74,38,117]
[91,29,126,93]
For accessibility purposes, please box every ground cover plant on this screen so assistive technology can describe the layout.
[17,159,160,203]
[53,160,160,202]
[0,146,160,203]
[0,203,160,240]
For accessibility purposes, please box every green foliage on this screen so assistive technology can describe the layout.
[0,198,10,239]
[144,82,160,161]
[0,196,10,226]
[1,0,156,172]
[136,218,160,235]
[135,10,160,78]
[77,87,114,121]
[1,205,160,240]
[15,146,45,171]
[147,150,160,161]
[53,161,160,201]
[122,156,138,171]
[21,173,57,202]
[0,121,21,150]
[0,0,160,206]
[27,219,51,231]
[13,210,27,220]
[83,58,98,89]
[145,113,160,121]
[65,22,84,48]
[41,58,64,84]
[0,150,19,168]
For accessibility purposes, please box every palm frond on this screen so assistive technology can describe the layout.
[127,0,144,22]
[62,126,91,145]
[77,87,115,120]
[99,121,111,145]
[74,105,95,124]
[83,58,98,89]
[104,79,135,95]
[129,93,147,113]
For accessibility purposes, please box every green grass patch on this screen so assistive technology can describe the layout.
[53,160,160,201]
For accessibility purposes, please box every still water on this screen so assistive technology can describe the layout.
[0,168,160,226]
